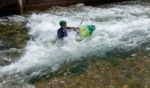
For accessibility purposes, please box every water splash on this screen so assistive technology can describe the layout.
[1,4,150,76]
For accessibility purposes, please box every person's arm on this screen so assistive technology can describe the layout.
[66,27,79,32]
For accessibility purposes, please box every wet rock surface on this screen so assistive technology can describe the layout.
[0,48,23,66]
[34,54,150,88]
[0,76,35,88]
[0,22,29,66]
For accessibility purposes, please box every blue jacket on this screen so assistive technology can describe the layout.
[57,27,68,39]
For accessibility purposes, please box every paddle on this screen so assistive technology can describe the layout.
[80,16,85,26]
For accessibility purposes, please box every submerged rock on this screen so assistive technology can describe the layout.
[0,77,35,88]
[0,48,23,66]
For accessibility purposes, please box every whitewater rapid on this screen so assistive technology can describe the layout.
[1,4,150,76]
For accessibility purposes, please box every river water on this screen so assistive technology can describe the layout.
[1,1,150,88]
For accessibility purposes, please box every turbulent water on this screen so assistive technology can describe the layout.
[1,1,150,88]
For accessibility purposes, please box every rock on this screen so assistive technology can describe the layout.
[0,23,29,66]
[0,23,29,50]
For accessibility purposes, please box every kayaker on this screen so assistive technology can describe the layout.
[57,20,79,40]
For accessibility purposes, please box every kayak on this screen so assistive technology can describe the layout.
[79,25,96,38]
